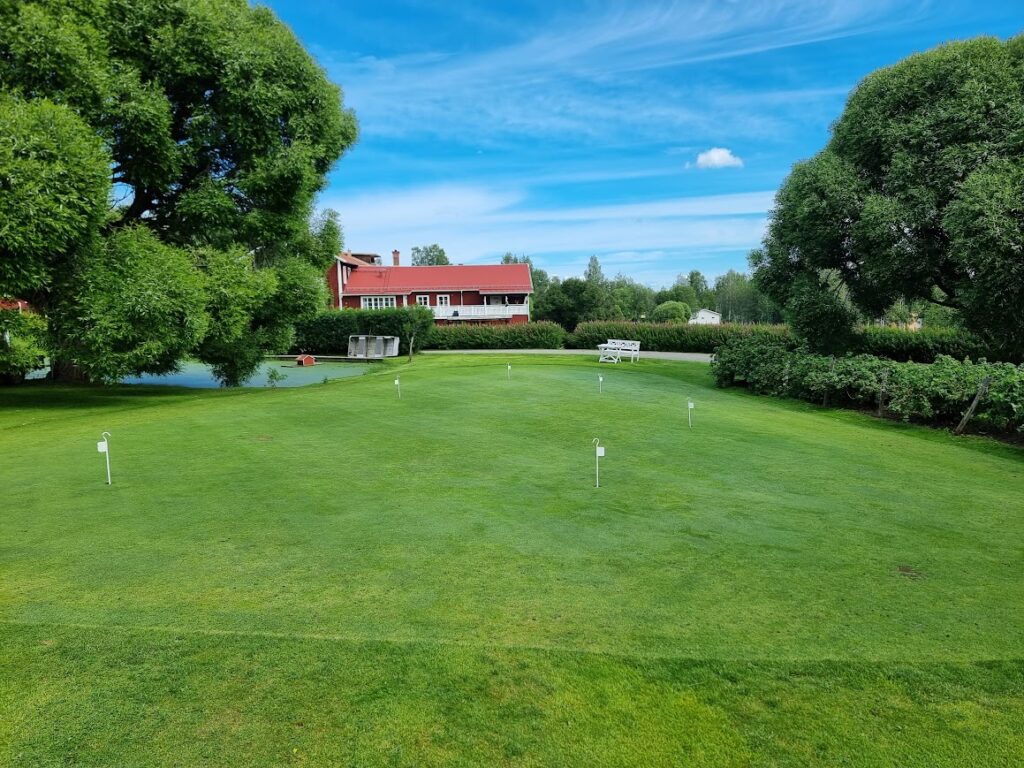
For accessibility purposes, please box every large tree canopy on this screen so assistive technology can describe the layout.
[752,35,1024,356]
[0,0,356,383]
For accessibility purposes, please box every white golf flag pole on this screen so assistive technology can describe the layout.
[507,362,511,381]
[395,376,401,399]
[97,431,111,485]
[598,374,603,394]
[688,399,694,428]
[592,437,604,488]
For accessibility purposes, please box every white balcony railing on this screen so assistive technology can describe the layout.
[431,304,529,320]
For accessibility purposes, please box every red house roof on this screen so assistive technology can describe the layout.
[342,263,533,296]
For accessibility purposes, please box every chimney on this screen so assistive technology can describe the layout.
[392,249,400,266]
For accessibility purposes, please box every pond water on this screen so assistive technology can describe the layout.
[118,360,369,388]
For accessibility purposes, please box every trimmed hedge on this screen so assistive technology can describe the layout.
[712,335,1024,433]
[568,320,1001,362]
[424,322,566,350]
[854,326,991,363]
[292,307,435,356]
[568,322,788,353]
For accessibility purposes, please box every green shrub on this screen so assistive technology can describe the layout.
[569,322,789,353]
[293,307,434,356]
[0,309,47,384]
[712,336,1024,433]
[424,322,566,350]
[650,301,690,323]
[854,326,990,363]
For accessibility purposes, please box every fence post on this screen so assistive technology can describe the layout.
[953,376,992,436]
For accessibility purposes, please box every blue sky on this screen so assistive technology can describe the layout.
[265,0,1021,287]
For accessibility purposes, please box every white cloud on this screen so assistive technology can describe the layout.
[694,147,744,169]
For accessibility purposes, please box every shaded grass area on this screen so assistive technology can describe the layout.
[2,356,1023,765]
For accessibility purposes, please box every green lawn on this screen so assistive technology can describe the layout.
[2,355,1022,767]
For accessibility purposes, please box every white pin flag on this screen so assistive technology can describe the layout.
[592,438,604,487]
[598,374,604,394]
[688,399,694,428]
[395,377,401,399]
[507,362,511,381]
[97,431,111,485]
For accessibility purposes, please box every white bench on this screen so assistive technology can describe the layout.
[598,339,640,363]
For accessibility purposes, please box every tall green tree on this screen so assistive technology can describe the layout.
[610,275,656,320]
[411,244,449,266]
[0,0,357,383]
[752,35,1024,355]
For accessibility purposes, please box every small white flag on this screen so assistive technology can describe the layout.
[97,440,108,453]
[596,446,605,457]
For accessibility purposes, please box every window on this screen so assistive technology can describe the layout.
[436,295,450,307]
[361,296,396,310]
[416,295,429,307]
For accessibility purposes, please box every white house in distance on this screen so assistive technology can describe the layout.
[689,308,722,325]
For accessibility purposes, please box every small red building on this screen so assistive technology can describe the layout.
[295,354,316,366]
[326,250,533,325]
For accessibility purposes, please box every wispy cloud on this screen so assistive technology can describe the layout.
[325,184,771,282]
[321,0,922,144]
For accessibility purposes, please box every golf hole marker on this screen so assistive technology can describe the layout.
[592,437,605,488]
[598,374,604,394]
[507,362,511,381]
[688,398,694,428]
[97,431,112,485]
[394,376,401,399]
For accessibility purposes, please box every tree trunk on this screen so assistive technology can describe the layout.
[49,358,88,383]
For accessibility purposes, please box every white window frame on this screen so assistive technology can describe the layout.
[361,296,397,310]
[436,294,450,307]
[415,295,430,307]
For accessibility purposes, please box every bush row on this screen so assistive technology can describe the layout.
[571,321,998,362]
[854,326,993,363]
[292,310,1005,364]
[711,335,1024,433]
[424,322,566,350]
[568,322,789,353]
[292,307,435,356]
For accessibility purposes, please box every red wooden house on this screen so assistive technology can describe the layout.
[326,250,533,325]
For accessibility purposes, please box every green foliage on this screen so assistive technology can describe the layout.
[0,96,109,296]
[569,321,789,353]
[501,252,550,296]
[654,281,697,311]
[194,246,278,387]
[856,326,989,363]
[650,301,691,323]
[0,308,46,384]
[713,337,1024,433]
[293,307,434,357]
[424,322,567,350]
[0,0,357,384]
[53,226,208,383]
[753,35,1024,358]
[714,269,781,323]
[610,275,657,320]
[410,244,449,266]
[784,274,859,354]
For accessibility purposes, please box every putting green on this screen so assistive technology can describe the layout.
[2,355,1022,766]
